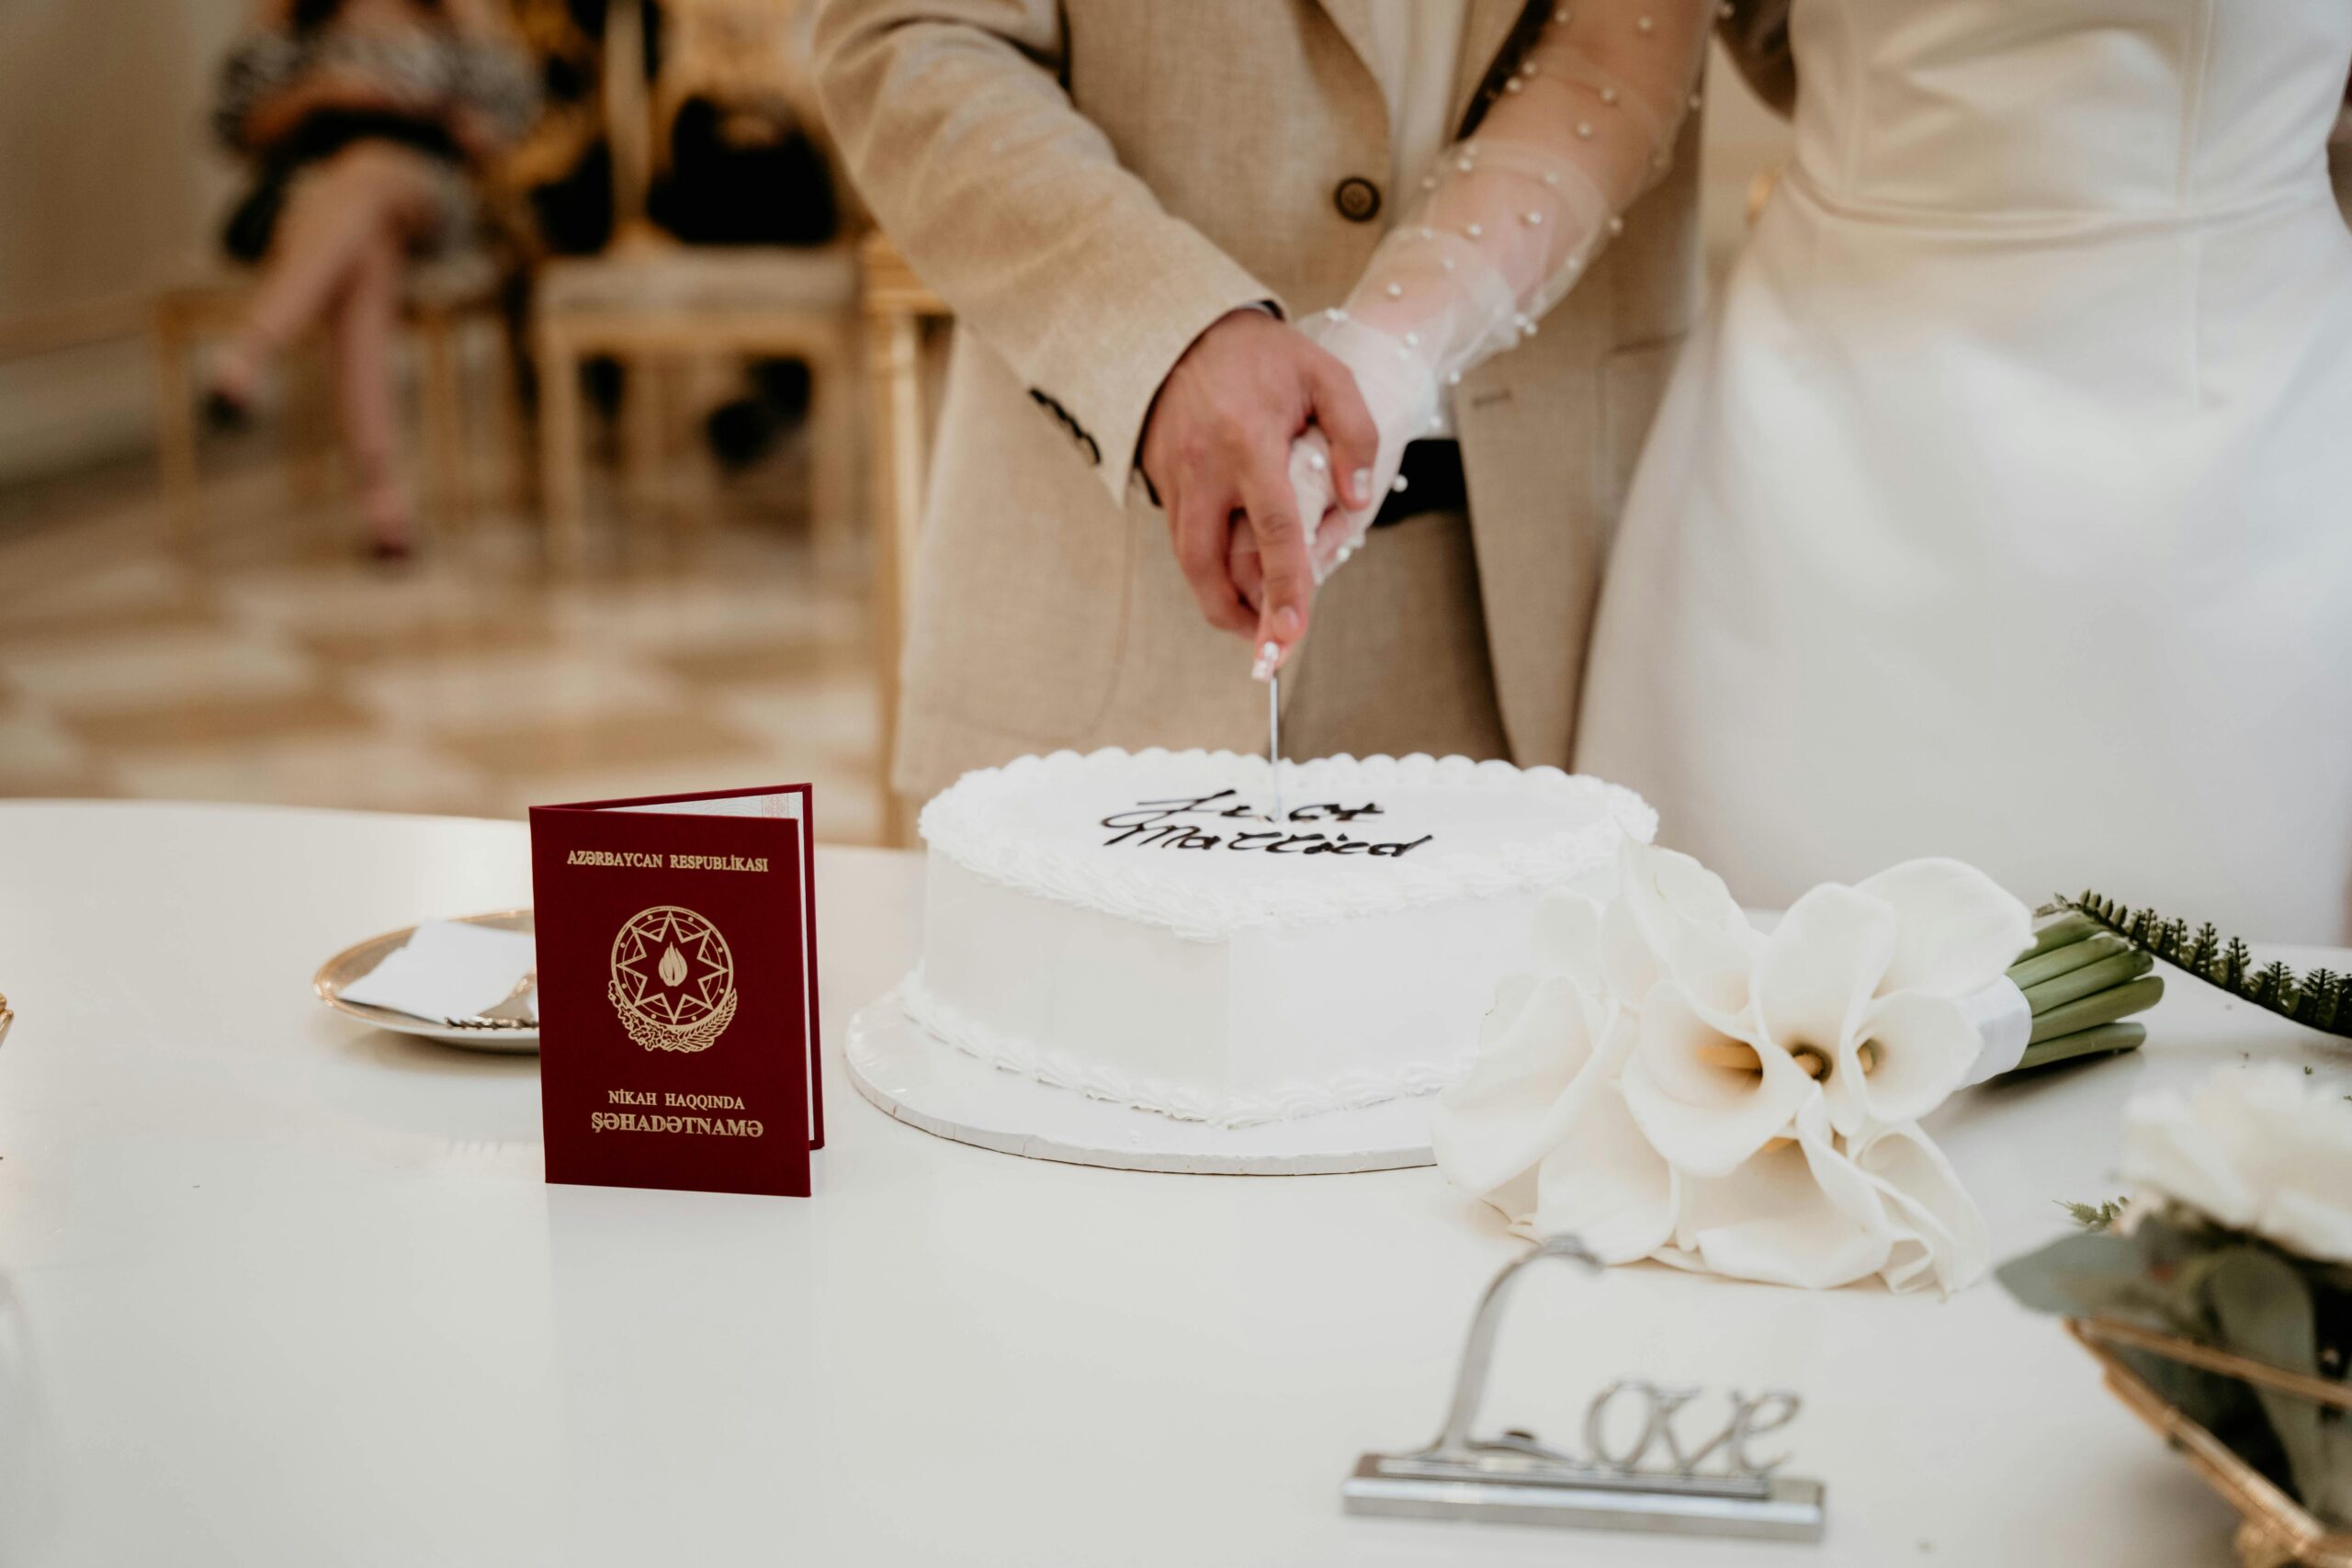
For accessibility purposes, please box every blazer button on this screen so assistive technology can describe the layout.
[1333,176,1382,223]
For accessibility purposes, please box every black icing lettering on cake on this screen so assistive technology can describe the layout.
[1098,790,1427,858]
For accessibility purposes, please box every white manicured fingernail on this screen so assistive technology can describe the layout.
[1252,640,1280,681]
[1351,468,1373,499]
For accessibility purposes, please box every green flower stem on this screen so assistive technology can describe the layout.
[2007,931,2132,992]
[2021,949,2156,1015]
[2021,911,2098,959]
[2018,1021,2147,1073]
[2028,975,2165,1045]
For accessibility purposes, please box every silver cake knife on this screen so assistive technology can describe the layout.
[1268,669,1283,826]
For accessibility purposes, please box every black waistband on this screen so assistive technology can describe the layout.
[1370,439,1465,527]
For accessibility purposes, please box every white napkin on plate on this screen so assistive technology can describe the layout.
[339,920,537,1024]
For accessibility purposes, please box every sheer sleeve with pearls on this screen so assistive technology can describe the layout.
[1294,0,1714,579]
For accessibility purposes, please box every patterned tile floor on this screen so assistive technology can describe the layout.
[0,438,888,844]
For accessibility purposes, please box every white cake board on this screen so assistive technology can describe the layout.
[844,983,1439,1175]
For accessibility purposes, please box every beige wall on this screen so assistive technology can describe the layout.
[0,0,247,485]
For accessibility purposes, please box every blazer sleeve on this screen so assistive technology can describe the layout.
[812,0,1280,503]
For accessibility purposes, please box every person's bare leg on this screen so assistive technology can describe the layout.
[331,222,415,555]
[210,144,437,409]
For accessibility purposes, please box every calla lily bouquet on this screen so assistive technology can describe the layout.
[1432,843,2161,1296]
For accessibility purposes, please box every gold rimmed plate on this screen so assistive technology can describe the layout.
[313,909,539,1054]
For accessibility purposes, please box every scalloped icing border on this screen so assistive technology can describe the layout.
[918,748,1657,941]
[898,967,1472,1128]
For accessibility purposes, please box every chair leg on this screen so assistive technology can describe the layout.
[619,354,666,535]
[152,307,201,552]
[537,328,586,572]
[490,318,529,516]
[418,310,467,540]
[286,340,337,509]
[809,327,858,581]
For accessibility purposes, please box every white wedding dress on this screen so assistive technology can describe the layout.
[1576,0,2352,942]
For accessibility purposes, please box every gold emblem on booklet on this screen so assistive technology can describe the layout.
[607,906,738,1053]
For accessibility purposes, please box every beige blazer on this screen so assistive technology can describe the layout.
[816,0,1730,801]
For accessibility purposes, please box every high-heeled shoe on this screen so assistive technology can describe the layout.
[356,473,417,564]
[200,386,254,433]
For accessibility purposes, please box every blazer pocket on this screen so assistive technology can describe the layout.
[1601,333,1689,523]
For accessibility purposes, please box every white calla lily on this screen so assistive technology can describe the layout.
[1854,858,2033,998]
[1665,1093,1894,1290]
[1852,1121,1990,1296]
[1523,1078,1679,1263]
[1436,842,2025,1295]
[1754,877,2017,1139]
[1753,884,1896,1083]
[1833,989,1981,1132]
[1431,973,1624,1201]
[1614,840,1759,1031]
[1622,980,1815,1178]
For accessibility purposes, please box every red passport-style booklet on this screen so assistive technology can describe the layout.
[528,784,822,1197]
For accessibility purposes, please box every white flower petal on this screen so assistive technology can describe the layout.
[1836,990,1978,1135]
[1433,976,1617,1198]
[2260,1188,2352,1266]
[1628,840,1750,944]
[1481,971,1540,1049]
[1755,884,1895,1066]
[1620,841,1761,1029]
[1623,983,1815,1179]
[1852,1122,1989,1296]
[1529,1083,1679,1263]
[2120,1089,2261,1230]
[1531,891,1606,992]
[2120,1066,2352,1263]
[1602,892,1661,1003]
[1673,1096,1892,1289]
[1855,859,2033,998]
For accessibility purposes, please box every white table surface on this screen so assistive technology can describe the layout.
[0,801,2342,1567]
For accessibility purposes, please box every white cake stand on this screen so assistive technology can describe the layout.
[844,981,1439,1175]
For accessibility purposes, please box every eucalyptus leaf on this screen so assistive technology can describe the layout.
[2208,1249,2349,1527]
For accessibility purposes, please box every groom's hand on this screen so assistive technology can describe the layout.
[1139,310,1376,654]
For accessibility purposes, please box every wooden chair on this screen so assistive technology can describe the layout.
[531,0,860,571]
[151,253,515,549]
[859,231,951,846]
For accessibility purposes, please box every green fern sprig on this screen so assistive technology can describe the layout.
[2059,892,2352,1040]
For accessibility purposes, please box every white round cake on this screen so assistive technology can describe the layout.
[899,750,1655,1127]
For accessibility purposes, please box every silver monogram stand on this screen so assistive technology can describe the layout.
[1343,1235,1828,1542]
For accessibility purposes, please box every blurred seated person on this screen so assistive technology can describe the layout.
[208,0,540,557]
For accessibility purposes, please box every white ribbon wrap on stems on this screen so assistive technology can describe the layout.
[1955,976,2033,1087]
